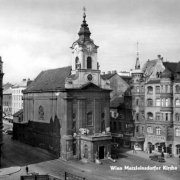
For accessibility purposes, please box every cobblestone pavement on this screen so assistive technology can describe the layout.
[1,131,180,180]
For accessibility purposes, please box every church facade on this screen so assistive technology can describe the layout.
[13,12,112,162]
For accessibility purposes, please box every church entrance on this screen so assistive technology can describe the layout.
[99,146,105,159]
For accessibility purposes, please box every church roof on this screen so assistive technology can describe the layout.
[24,66,72,93]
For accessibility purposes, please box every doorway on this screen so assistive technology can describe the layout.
[99,146,105,159]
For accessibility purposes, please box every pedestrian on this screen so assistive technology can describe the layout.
[161,152,164,158]
[133,145,137,154]
[25,165,29,175]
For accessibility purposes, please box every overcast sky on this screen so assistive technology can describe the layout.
[1,0,180,84]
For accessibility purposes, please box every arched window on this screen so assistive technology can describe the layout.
[87,110,93,126]
[156,127,161,135]
[175,129,180,137]
[136,86,139,92]
[147,112,153,120]
[75,57,80,69]
[147,86,153,94]
[87,56,92,69]
[147,98,153,106]
[176,113,180,121]
[176,85,180,93]
[147,126,153,133]
[38,106,44,120]
[175,99,180,106]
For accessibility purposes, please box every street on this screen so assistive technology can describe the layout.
[1,129,180,180]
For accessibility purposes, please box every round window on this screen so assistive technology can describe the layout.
[87,74,93,81]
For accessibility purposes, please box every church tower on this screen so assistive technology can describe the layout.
[66,8,110,89]
[0,57,4,167]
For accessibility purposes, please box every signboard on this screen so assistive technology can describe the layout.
[65,172,85,180]
[147,135,166,142]
[111,133,123,137]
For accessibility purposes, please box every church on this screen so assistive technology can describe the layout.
[13,10,112,162]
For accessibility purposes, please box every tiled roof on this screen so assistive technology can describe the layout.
[13,109,23,117]
[3,87,12,95]
[24,66,72,93]
[161,68,172,78]
[163,62,178,75]
[101,73,116,80]
[175,62,180,73]
[142,59,158,76]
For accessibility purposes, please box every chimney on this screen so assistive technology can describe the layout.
[112,70,117,74]
[107,71,111,74]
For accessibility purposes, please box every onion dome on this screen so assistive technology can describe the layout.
[77,8,91,43]
[161,68,172,78]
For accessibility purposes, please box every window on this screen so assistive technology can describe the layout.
[161,99,164,106]
[38,106,44,120]
[156,86,160,94]
[141,86,144,92]
[142,126,144,133]
[147,127,153,133]
[147,86,153,94]
[165,85,168,93]
[156,99,160,106]
[87,111,93,126]
[147,99,153,106]
[176,85,180,93]
[147,112,153,120]
[175,113,180,121]
[161,85,163,93]
[165,113,168,121]
[136,126,139,133]
[136,99,139,106]
[75,57,80,69]
[136,86,139,93]
[156,112,160,120]
[166,99,168,106]
[175,99,180,106]
[156,127,161,135]
[87,56,92,69]
[136,113,139,121]
[175,129,180,137]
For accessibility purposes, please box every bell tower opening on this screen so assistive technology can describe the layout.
[87,56,92,69]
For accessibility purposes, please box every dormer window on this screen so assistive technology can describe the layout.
[87,56,92,69]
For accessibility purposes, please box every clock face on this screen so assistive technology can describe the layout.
[87,74,93,81]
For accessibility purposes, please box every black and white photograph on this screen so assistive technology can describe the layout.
[0,0,180,180]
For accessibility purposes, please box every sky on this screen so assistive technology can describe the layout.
[1,0,180,84]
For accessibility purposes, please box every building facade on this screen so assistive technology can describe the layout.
[131,54,180,156]
[13,12,112,162]
[3,87,12,121]
[12,79,31,115]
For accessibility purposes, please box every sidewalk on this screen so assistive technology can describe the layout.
[0,166,21,176]
[119,147,180,167]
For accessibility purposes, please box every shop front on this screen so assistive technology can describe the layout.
[130,135,145,151]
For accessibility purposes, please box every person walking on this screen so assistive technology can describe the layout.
[161,151,164,158]
[25,165,29,175]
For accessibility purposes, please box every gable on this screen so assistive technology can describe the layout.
[79,82,103,91]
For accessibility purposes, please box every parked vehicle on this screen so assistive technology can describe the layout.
[4,128,13,135]
[149,155,165,162]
